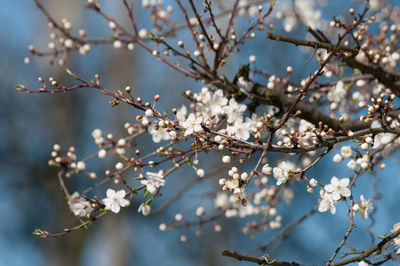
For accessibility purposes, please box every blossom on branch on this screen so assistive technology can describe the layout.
[141,170,165,194]
[102,189,130,213]
[68,192,93,217]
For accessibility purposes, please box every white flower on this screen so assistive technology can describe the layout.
[333,154,343,163]
[196,168,205,177]
[373,133,395,149]
[226,120,251,140]
[113,40,122,49]
[98,149,107,158]
[182,113,203,136]
[102,189,130,213]
[115,162,124,170]
[324,177,351,201]
[341,146,352,158]
[223,98,246,123]
[148,123,170,143]
[262,164,272,175]
[358,195,373,219]
[176,105,187,124]
[318,190,336,215]
[207,89,227,115]
[68,192,93,217]
[195,87,211,104]
[327,80,346,103]
[138,28,148,39]
[138,203,151,216]
[141,170,165,193]
[358,261,369,266]
[76,161,86,171]
[347,160,356,170]
[309,178,318,187]
[273,161,295,186]
[391,222,400,254]
[222,155,231,163]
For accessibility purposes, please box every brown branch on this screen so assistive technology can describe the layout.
[343,57,400,96]
[222,250,303,266]
[265,32,359,56]
[329,227,400,266]
[265,32,400,94]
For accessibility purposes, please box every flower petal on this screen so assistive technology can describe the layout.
[340,178,349,187]
[119,198,130,207]
[330,176,339,185]
[106,189,116,198]
[116,189,126,199]
[110,202,121,213]
[341,188,351,198]
[324,184,334,193]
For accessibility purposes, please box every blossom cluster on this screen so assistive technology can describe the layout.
[318,177,351,215]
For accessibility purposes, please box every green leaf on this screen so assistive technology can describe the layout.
[145,198,153,205]
[66,68,75,76]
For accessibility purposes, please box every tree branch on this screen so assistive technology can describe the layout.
[265,32,400,94]
[329,227,400,266]
[222,250,303,266]
[266,32,359,56]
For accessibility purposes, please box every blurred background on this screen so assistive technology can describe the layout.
[1,0,399,265]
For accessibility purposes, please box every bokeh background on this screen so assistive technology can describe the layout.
[1,1,399,265]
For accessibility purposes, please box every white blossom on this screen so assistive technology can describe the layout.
[102,189,130,213]
[333,154,343,163]
[262,164,272,175]
[68,192,93,217]
[226,120,250,140]
[223,98,246,123]
[273,161,295,186]
[176,105,187,124]
[392,222,400,254]
[341,146,352,158]
[141,170,165,193]
[358,195,374,219]
[347,160,357,170]
[76,161,86,172]
[327,80,346,103]
[138,203,151,216]
[324,177,351,201]
[181,113,203,136]
[318,190,336,215]
[148,123,170,143]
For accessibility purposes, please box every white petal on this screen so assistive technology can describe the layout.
[116,189,126,199]
[147,185,157,194]
[341,188,351,197]
[330,204,336,215]
[340,178,349,187]
[319,201,329,212]
[185,128,193,136]
[330,177,339,185]
[102,198,112,208]
[119,198,130,207]
[331,191,341,201]
[106,189,116,198]
[324,184,334,193]
[110,202,121,213]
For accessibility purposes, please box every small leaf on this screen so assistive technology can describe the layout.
[66,68,75,76]
[145,198,153,205]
